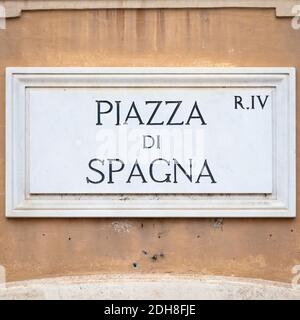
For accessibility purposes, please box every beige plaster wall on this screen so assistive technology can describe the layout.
[0,8,299,283]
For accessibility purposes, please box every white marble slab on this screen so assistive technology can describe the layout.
[28,87,273,194]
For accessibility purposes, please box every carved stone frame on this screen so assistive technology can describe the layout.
[6,67,296,218]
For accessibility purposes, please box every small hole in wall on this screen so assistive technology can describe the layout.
[151,255,158,261]
[132,262,138,268]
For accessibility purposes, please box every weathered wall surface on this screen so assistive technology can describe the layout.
[0,8,299,283]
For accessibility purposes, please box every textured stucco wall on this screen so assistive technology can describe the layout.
[0,8,299,283]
